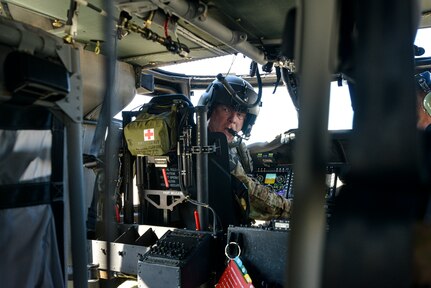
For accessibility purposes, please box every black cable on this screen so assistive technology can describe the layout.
[216,72,262,109]
[335,139,348,164]
[186,197,219,237]
[75,0,107,16]
[255,62,263,102]
[66,0,78,26]
[177,140,219,236]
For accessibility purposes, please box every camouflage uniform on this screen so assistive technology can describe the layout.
[229,145,291,221]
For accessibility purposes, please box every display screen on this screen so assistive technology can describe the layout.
[264,173,276,184]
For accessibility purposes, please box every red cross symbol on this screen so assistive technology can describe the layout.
[144,128,154,141]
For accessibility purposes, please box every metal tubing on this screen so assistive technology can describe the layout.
[286,1,336,288]
[150,0,267,65]
[122,113,134,224]
[66,120,88,288]
[185,126,193,187]
[61,28,87,288]
[102,1,119,287]
[195,105,209,230]
[321,1,418,287]
[136,156,145,223]
[123,149,134,224]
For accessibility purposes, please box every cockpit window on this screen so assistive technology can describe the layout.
[117,57,354,144]
[415,27,431,57]
[187,80,352,144]
[162,54,251,76]
[161,55,353,143]
[328,81,353,131]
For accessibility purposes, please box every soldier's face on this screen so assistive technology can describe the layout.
[208,104,246,143]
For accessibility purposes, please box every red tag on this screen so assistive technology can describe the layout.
[216,260,254,288]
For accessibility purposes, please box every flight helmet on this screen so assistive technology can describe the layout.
[198,74,261,138]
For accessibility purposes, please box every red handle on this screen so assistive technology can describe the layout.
[194,210,201,231]
[162,168,169,189]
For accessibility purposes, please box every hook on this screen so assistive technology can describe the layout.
[95,40,100,54]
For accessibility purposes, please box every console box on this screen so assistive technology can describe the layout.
[227,226,290,287]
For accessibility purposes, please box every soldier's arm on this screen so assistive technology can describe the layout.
[231,163,292,220]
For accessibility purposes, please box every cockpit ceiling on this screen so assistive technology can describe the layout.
[2,0,431,69]
[1,0,292,68]
[420,0,431,28]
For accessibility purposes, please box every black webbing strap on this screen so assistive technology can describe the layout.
[50,114,65,276]
[0,182,52,209]
[0,103,52,130]
[51,114,64,199]
[89,100,108,157]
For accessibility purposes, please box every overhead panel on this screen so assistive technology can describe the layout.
[3,0,296,67]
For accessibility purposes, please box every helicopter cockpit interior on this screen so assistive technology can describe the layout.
[1,0,431,287]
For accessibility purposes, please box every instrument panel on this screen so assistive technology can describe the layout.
[253,166,294,199]
[252,164,340,202]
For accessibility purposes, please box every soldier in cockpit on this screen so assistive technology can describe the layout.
[415,71,431,131]
[198,75,291,222]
